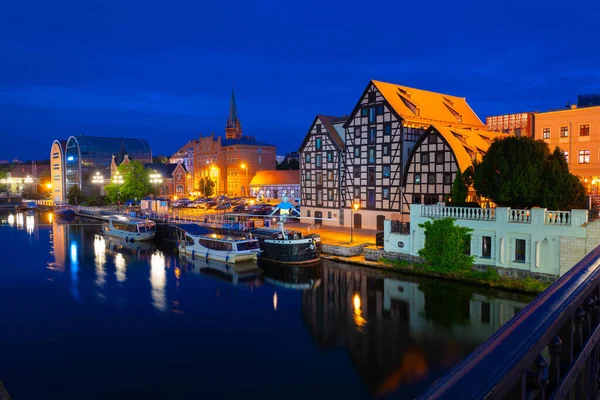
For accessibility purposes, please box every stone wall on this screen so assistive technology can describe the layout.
[586,219,600,252]
[559,236,586,276]
[471,264,557,283]
[322,243,366,257]
[363,247,423,263]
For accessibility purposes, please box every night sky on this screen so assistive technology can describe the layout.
[1,0,599,161]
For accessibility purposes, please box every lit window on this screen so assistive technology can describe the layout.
[316,138,322,149]
[579,150,590,164]
[383,165,391,178]
[383,187,390,199]
[354,147,360,157]
[543,128,550,139]
[415,173,421,184]
[369,127,376,143]
[327,189,333,201]
[328,171,334,181]
[316,155,322,167]
[368,147,376,163]
[560,126,569,138]
[369,107,376,123]
[580,124,590,136]
[564,151,569,163]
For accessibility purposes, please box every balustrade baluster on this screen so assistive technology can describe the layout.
[585,297,595,337]
[526,355,548,400]
[548,336,562,395]
[575,308,586,355]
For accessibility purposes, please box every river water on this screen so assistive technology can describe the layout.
[0,211,534,399]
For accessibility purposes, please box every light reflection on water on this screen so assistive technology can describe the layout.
[94,235,106,287]
[115,253,126,283]
[150,250,167,312]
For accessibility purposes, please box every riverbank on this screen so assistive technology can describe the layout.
[322,253,550,295]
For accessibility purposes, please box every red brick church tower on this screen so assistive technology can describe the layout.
[225,87,242,139]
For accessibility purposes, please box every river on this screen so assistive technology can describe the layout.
[0,211,534,399]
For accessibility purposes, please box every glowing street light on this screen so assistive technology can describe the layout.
[150,170,163,198]
[241,163,248,196]
[92,171,104,196]
[112,171,124,210]
[350,198,360,244]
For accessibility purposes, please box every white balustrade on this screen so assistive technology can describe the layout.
[420,205,496,221]
[508,209,531,223]
[545,210,571,226]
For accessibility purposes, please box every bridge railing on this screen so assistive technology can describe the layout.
[419,244,600,400]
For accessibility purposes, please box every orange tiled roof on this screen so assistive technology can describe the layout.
[249,170,300,186]
[372,80,484,127]
[432,125,504,171]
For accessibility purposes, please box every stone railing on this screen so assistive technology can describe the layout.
[545,210,571,226]
[420,205,496,221]
[507,208,531,223]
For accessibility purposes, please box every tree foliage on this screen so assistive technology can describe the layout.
[67,185,84,205]
[104,160,155,204]
[451,169,468,206]
[197,177,215,197]
[474,136,586,209]
[418,217,474,273]
[277,159,300,170]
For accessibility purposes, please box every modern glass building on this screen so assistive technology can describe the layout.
[63,136,152,196]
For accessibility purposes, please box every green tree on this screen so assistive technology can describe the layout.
[104,160,155,204]
[450,169,468,206]
[197,177,215,197]
[67,185,84,205]
[153,155,169,164]
[418,217,474,273]
[474,136,585,209]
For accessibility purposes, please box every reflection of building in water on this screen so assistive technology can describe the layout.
[302,260,530,396]
[51,220,69,272]
[94,235,107,287]
[150,250,167,312]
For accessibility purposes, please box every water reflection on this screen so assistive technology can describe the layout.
[302,260,532,398]
[150,250,167,312]
[115,253,126,283]
[273,292,278,311]
[7,213,14,226]
[70,241,80,302]
[94,235,106,287]
[181,256,263,288]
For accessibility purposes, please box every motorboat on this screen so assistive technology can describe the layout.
[102,215,156,242]
[17,201,38,211]
[176,223,261,263]
[54,203,75,216]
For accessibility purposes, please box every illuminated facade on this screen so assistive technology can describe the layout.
[535,105,600,194]
[248,170,300,199]
[485,113,534,137]
[61,135,152,196]
[50,140,66,201]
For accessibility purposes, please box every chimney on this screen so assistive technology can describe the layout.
[571,104,577,110]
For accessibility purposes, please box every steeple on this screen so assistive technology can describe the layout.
[225,84,242,139]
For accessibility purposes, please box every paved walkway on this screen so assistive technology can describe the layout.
[284,221,378,245]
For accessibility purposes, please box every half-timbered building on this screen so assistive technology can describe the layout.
[342,80,486,230]
[299,115,347,226]
[403,126,503,207]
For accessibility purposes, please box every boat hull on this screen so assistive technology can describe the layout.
[102,228,155,241]
[258,236,321,265]
[179,245,258,263]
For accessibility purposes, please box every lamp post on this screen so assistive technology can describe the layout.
[112,171,124,211]
[92,171,104,197]
[241,163,248,196]
[149,170,163,197]
[350,199,360,244]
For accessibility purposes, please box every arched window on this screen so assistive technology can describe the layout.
[176,184,184,193]
[163,186,170,195]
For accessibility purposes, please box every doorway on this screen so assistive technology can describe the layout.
[376,215,385,231]
[315,211,323,225]
[354,213,362,229]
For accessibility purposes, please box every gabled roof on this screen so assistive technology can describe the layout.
[431,125,504,172]
[144,162,187,178]
[249,170,300,186]
[317,115,347,150]
[371,80,484,127]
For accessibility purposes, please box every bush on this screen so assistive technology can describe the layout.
[418,217,474,273]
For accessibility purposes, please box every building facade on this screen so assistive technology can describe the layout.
[299,115,346,226]
[50,140,67,201]
[485,112,534,137]
[144,163,189,198]
[535,105,600,193]
[249,170,300,200]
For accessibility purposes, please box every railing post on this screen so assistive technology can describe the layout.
[527,354,548,400]
[575,307,586,355]
[548,336,562,394]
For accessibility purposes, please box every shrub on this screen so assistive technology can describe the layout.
[418,217,474,273]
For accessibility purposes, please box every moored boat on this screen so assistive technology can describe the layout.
[17,201,38,211]
[102,215,156,242]
[54,203,75,216]
[176,223,261,263]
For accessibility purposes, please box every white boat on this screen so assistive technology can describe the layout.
[176,223,261,263]
[102,215,156,242]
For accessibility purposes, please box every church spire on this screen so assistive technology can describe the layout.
[225,84,242,139]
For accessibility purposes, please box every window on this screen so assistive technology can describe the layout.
[328,211,332,219]
[368,92,376,103]
[579,150,590,164]
[316,124,322,134]
[443,172,452,184]
[316,154,322,167]
[383,122,391,135]
[328,171,334,181]
[580,124,590,136]
[354,167,360,178]
[327,151,333,162]
[369,107,376,123]
[354,187,360,198]
[383,165,391,178]
[427,173,436,184]
[368,127,376,143]
[316,138,322,149]
[515,239,526,262]
[368,147,376,163]
[316,172,323,185]
[316,189,322,205]
[354,147,360,157]
[383,187,390,199]
[435,151,444,164]
[367,189,375,207]
[415,173,421,184]
[383,144,391,156]
[307,210,311,217]
[306,193,312,200]
[327,189,333,201]
[413,195,421,204]
[560,126,569,138]
[305,171,311,180]
[355,127,361,138]
[361,107,368,117]
[176,184,184,193]
[367,167,376,185]
[429,134,437,144]
[482,236,492,258]
[543,128,550,139]
[564,151,569,163]
[376,105,384,115]
[421,152,430,164]
[305,154,311,162]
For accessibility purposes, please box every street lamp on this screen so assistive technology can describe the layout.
[92,171,104,196]
[149,170,163,197]
[241,163,248,196]
[350,198,360,244]
[111,171,124,210]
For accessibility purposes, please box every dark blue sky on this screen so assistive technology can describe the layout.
[1,0,599,161]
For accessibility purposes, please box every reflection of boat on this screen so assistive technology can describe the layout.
[176,224,261,263]
[104,235,156,253]
[17,201,38,211]
[260,260,321,290]
[54,203,75,216]
[102,215,156,241]
[182,256,263,286]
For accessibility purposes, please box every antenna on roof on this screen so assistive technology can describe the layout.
[566,101,570,108]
